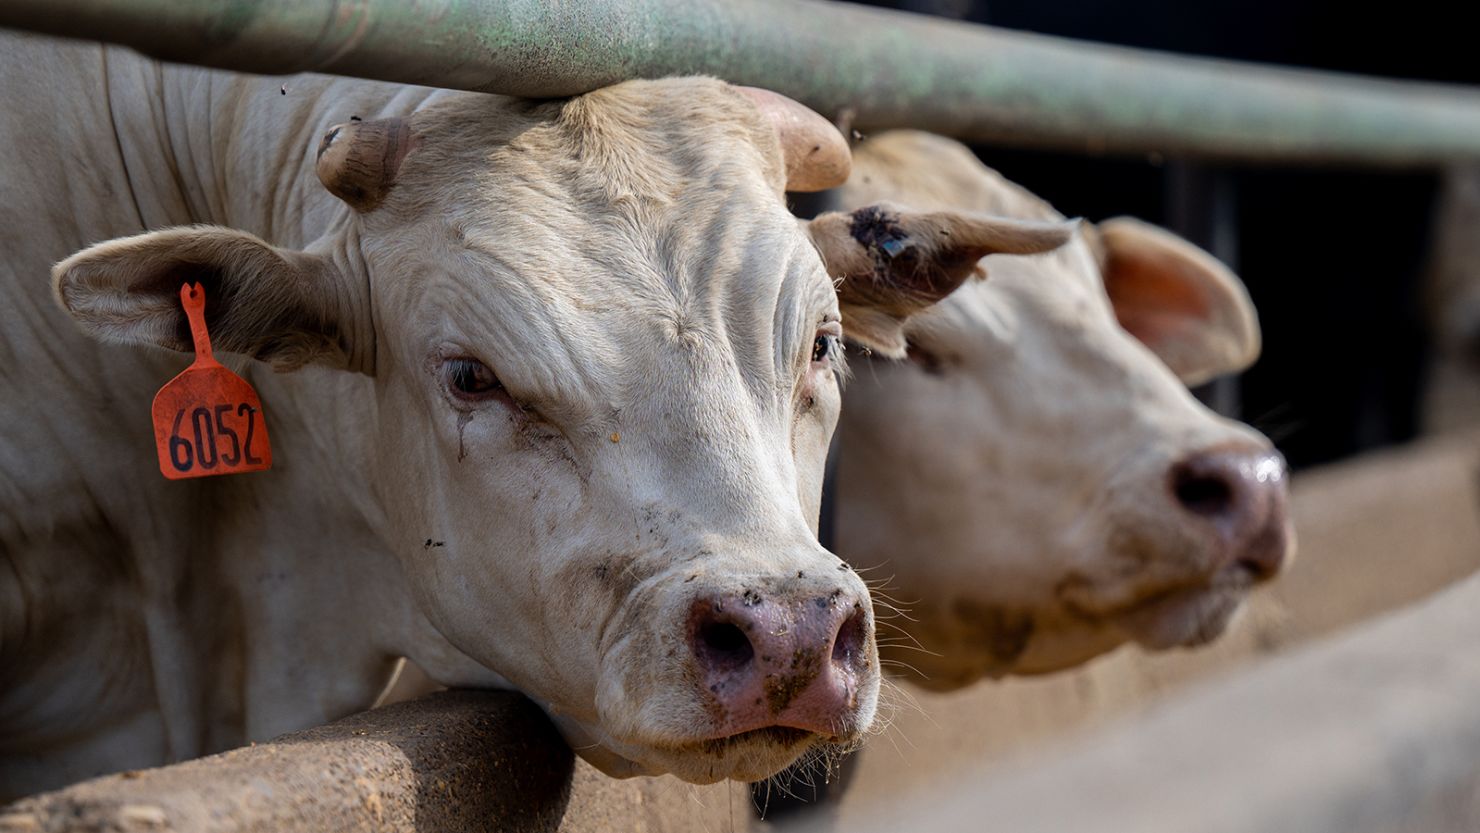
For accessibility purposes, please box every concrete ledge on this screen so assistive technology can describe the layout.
[0,691,574,833]
[823,569,1480,833]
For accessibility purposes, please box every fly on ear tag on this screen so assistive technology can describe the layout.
[151,283,273,480]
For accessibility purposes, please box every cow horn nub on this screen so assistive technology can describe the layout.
[314,117,415,212]
[736,87,852,193]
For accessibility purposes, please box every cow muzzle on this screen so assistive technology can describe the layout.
[1059,440,1294,652]
[687,580,872,740]
[1168,444,1294,581]
[581,551,879,782]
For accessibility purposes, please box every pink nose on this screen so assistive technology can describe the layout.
[1169,445,1293,579]
[688,587,871,739]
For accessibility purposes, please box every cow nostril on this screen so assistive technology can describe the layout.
[832,607,868,669]
[1172,466,1235,517]
[696,621,754,671]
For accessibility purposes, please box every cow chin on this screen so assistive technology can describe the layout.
[1112,579,1252,651]
[551,714,832,784]
[644,729,828,785]
[890,605,1129,690]
[573,679,874,783]
[565,638,876,783]
[1056,553,1258,656]
[894,564,1257,691]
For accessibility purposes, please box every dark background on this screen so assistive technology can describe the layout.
[852,0,1470,469]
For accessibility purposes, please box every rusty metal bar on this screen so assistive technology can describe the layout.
[3,0,1480,165]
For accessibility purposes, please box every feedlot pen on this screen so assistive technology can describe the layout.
[5,1,1480,831]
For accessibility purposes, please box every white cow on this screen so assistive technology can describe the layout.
[0,37,1072,797]
[830,132,1294,689]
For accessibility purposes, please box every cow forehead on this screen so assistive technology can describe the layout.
[401,222,835,410]
[360,82,836,409]
[393,78,787,215]
[382,75,824,311]
[839,131,1117,348]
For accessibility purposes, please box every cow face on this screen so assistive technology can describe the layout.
[49,83,981,782]
[828,132,1293,689]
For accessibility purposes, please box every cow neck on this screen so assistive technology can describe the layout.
[135,56,478,734]
[136,56,446,244]
[0,39,480,794]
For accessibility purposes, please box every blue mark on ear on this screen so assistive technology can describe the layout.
[880,238,909,259]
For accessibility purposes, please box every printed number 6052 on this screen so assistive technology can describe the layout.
[166,403,263,473]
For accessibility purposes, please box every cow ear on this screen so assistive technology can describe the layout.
[808,202,1076,357]
[1096,217,1259,386]
[53,226,372,374]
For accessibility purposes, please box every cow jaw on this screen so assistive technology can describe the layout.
[1111,575,1254,650]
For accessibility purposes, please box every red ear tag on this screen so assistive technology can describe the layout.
[151,283,273,480]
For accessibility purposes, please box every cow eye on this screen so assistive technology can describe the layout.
[812,335,833,363]
[444,357,504,399]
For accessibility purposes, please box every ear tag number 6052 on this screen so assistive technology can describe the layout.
[151,283,273,480]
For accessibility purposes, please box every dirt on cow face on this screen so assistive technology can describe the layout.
[950,599,1038,666]
[763,647,824,714]
[848,205,909,253]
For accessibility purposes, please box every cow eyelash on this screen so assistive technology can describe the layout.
[812,335,835,363]
[444,357,506,400]
[812,322,843,366]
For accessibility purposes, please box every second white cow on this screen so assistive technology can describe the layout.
[830,132,1294,689]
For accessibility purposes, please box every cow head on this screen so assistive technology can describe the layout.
[828,132,1293,689]
[47,82,974,782]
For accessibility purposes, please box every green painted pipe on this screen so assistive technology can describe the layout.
[3,0,1480,166]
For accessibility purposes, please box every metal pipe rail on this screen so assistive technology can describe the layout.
[4,0,1480,166]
